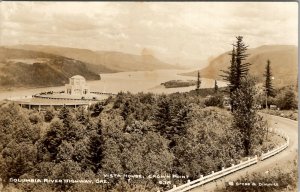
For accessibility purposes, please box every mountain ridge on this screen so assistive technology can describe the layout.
[6,44,183,73]
[182,45,298,87]
[0,47,101,88]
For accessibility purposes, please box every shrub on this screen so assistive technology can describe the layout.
[29,112,43,124]
[204,94,224,108]
[275,87,297,110]
[44,106,56,122]
[216,154,297,192]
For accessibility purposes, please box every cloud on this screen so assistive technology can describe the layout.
[1,2,297,68]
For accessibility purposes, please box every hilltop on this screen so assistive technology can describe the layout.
[7,45,183,73]
[0,47,100,89]
[183,45,298,87]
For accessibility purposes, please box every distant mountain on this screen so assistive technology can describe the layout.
[8,45,182,73]
[183,45,298,87]
[0,47,100,88]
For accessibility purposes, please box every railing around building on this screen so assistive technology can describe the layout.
[6,95,33,101]
[31,91,116,102]
[90,91,116,96]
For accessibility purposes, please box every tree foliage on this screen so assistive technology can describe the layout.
[214,80,218,93]
[275,86,297,110]
[204,94,224,108]
[234,36,251,88]
[264,60,275,98]
[221,36,251,112]
[0,90,269,191]
[196,71,201,90]
[44,106,56,122]
[231,76,261,156]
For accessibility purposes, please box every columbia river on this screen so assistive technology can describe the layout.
[0,69,227,100]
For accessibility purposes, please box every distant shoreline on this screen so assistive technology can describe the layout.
[0,86,58,93]
[0,69,228,102]
[0,79,103,93]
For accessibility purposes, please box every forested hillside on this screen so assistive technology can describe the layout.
[0,47,100,88]
[0,91,269,192]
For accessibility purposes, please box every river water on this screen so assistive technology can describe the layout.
[0,69,227,101]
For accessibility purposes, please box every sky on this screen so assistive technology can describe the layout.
[0,2,298,68]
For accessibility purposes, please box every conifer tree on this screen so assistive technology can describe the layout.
[76,107,89,125]
[264,60,275,98]
[221,46,236,93]
[153,95,173,137]
[196,71,201,90]
[232,76,257,156]
[234,36,251,88]
[221,46,237,111]
[58,105,73,127]
[214,80,218,93]
[88,119,104,173]
[171,106,190,137]
[221,36,251,112]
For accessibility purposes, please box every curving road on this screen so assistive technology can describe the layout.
[190,114,298,192]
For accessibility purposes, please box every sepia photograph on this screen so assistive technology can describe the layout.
[0,1,298,192]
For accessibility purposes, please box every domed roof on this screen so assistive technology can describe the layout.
[70,75,85,80]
